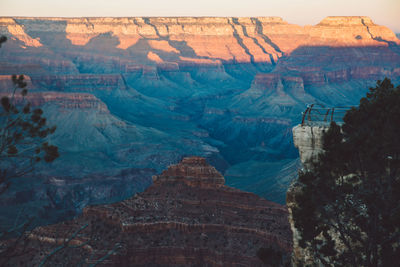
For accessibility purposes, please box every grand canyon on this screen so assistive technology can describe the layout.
[3,157,292,266]
[0,15,399,265]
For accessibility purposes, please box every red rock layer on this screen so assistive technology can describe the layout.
[1,16,399,65]
[153,156,225,187]
[0,55,78,74]
[0,91,109,112]
[252,73,307,97]
[6,157,292,266]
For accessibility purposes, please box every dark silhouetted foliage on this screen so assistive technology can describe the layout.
[291,78,400,266]
[257,246,290,266]
[0,37,59,194]
[0,36,6,47]
[0,36,59,265]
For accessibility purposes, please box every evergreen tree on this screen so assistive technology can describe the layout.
[0,36,7,47]
[290,78,400,266]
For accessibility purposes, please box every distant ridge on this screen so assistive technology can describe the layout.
[1,16,399,57]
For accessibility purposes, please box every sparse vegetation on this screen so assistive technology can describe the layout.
[290,78,400,266]
[0,59,59,194]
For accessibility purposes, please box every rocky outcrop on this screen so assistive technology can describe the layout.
[0,17,42,47]
[153,157,225,187]
[253,73,282,89]
[252,73,309,98]
[311,16,398,46]
[292,125,327,170]
[7,157,292,266]
[288,124,330,265]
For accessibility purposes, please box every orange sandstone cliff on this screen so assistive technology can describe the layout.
[0,16,398,65]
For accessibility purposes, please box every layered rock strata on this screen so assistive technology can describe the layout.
[6,157,292,266]
[0,16,399,65]
[0,91,109,112]
[152,157,225,187]
[1,16,399,93]
[30,74,127,92]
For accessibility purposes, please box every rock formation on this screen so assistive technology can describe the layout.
[288,124,330,265]
[1,16,399,65]
[4,157,292,266]
[0,15,399,229]
[292,125,327,170]
[153,157,226,187]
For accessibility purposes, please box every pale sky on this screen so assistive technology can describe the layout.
[0,0,399,32]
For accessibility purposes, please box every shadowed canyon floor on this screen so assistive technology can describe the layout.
[0,16,399,228]
[2,157,292,266]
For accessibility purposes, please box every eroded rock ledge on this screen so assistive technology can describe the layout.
[7,157,292,266]
[153,156,225,188]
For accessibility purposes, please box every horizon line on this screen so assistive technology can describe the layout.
[2,15,398,32]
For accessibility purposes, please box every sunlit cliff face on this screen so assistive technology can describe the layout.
[1,16,399,64]
[1,18,42,47]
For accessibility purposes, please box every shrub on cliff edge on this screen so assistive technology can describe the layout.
[291,78,400,266]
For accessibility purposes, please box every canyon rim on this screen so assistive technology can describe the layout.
[0,12,400,266]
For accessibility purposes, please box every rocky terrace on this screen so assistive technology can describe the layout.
[3,157,292,266]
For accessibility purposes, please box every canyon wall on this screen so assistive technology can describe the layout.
[1,16,399,63]
[0,16,399,229]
